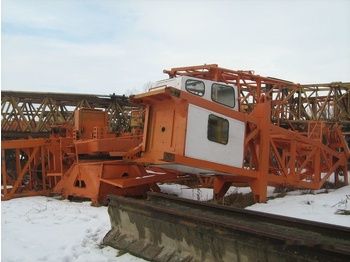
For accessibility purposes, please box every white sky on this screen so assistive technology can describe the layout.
[1,0,350,95]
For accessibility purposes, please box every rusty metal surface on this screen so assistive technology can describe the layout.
[104,192,350,261]
[1,90,135,138]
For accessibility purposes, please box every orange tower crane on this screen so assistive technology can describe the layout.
[1,64,349,204]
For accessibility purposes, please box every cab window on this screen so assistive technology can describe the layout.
[211,83,235,108]
[185,79,205,96]
[207,114,229,145]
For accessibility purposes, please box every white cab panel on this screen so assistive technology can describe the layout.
[185,104,245,168]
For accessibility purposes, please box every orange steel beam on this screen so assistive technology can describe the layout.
[1,138,59,200]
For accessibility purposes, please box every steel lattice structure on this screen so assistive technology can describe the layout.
[1,91,136,139]
[164,64,350,134]
[2,65,349,139]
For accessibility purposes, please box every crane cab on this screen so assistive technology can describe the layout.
[131,76,245,175]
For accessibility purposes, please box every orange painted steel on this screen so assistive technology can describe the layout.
[128,87,348,202]
[1,108,181,204]
[1,137,64,200]
[162,64,349,201]
[164,64,350,131]
[1,64,349,204]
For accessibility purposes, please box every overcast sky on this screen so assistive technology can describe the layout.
[1,0,350,96]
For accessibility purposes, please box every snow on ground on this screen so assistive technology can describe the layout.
[1,197,146,262]
[1,174,349,261]
[158,181,350,227]
[246,185,350,227]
